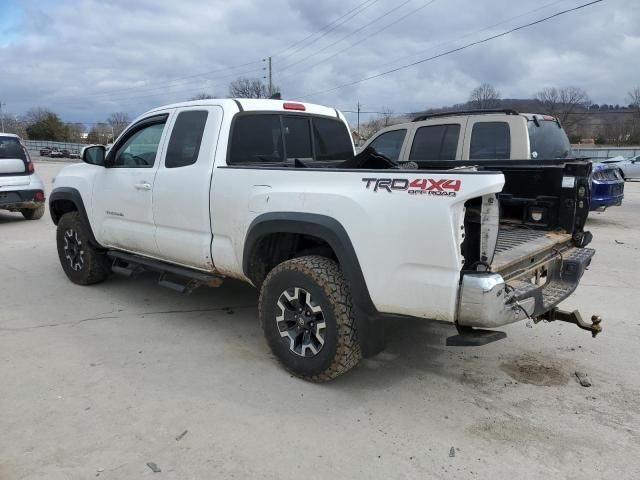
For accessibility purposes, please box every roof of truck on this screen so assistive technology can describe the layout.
[144,98,343,120]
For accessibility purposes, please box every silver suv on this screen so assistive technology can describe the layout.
[0,133,46,220]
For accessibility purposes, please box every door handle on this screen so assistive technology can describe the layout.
[134,182,152,191]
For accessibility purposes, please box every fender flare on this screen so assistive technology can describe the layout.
[49,187,102,247]
[243,212,377,315]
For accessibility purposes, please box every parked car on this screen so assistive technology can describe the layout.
[0,133,46,219]
[39,147,51,157]
[68,151,81,159]
[590,162,625,210]
[61,149,71,158]
[49,148,63,158]
[602,154,640,180]
[49,100,600,382]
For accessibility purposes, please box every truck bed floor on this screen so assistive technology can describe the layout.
[492,226,572,272]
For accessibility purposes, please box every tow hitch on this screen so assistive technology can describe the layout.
[540,308,603,337]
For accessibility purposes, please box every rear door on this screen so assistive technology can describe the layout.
[0,136,29,188]
[153,105,223,270]
[401,120,465,163]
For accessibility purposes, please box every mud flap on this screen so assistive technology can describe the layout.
[446,327,507,347]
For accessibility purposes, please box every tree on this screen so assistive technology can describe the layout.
[107,112,130,140]
[65,123,85,143]
[468,83,501,109]
[24,108,68,141]
[628,87,640,115]
[228,77,273,99]
[535,86,591,129]
[189,93,218,100]
[87,123,111,144]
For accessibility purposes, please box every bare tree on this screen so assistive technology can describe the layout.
[468,84,501,109]
[107,112,130,139]
[628,87,640,113]
[380,106,395,127]
[229,77,272,99]
[535,86,591,129]
[189,93,218,100]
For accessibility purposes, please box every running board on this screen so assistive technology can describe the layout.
[446,327,507,347]
[107,251,224,293]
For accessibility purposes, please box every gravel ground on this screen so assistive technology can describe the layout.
[1,161,639,479]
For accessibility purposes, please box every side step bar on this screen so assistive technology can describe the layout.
[107,251,224,293]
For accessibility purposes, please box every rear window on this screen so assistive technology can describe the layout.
[469,122,510,160]
[0,137,26,160]
[528,120,571,159]
[409,124,460,161]
[228,114,352,164]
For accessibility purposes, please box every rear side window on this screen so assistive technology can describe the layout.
[369,129,406,161]
[228,114,353,164]
[409,124,460,161]
[312,117,353,161]
[166,111,208,168]
[469,122,510,160]
[229,115,283,164]
[0,137,26,161]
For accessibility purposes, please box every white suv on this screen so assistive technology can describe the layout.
[0,133,46,220]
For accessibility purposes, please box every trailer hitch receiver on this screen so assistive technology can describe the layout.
[541,308,602,337]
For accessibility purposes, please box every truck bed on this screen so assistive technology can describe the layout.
[492,226,572,275]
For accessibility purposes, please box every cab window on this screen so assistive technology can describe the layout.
[368,129,406,161]
[409,124,460,161]
[165,111,208,168]
[111,117,167,168]
[469,122,510,160]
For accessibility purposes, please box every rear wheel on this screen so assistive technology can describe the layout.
[21,204,45,220]
[259,255,361,382]
[56,212,110,285]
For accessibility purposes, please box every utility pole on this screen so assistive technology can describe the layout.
[268,56,273,96]
[0,100,5,133]
[356,102,361,145]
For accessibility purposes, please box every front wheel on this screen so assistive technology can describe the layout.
[259,255,361,382]
[56,212,110,285]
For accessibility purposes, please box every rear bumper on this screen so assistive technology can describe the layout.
[0,189,45,210]
[590,180,624,210]
[457,247,595,329]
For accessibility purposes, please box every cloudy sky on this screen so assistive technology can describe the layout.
[0,0,638,128]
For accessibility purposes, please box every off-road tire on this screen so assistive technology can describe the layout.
[259,255,361,382]
[21,204,45,220]
[56,212,110,285]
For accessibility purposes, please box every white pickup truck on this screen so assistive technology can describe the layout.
[49,99,600,381]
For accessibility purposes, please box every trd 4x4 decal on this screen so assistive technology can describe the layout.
[362,178,461,197]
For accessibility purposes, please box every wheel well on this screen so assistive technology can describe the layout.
[246,232,337,286]
[50,199,78,224]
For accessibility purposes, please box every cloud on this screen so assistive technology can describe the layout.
[0,0,637,128]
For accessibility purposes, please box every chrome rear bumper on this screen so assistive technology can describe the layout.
[457,247,595,329]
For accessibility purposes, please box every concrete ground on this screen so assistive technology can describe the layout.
[1,161,639,480]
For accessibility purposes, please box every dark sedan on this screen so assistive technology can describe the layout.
[590,162,624,211]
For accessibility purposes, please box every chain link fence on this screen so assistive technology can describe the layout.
[573,147,640,159]
[23,140,85,155]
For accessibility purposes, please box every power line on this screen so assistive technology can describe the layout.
[273,0,381,62]
[279,0,438,81]
[293,0,605,100]
[279,0,416,74]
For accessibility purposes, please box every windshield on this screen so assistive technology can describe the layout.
[527,120,571,159]
[0,136,27,160]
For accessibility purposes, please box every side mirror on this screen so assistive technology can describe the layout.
[81,145,106,166]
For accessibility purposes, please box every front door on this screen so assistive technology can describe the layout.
[91,113,170,257]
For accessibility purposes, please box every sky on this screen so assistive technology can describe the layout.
[0,0,638,128]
